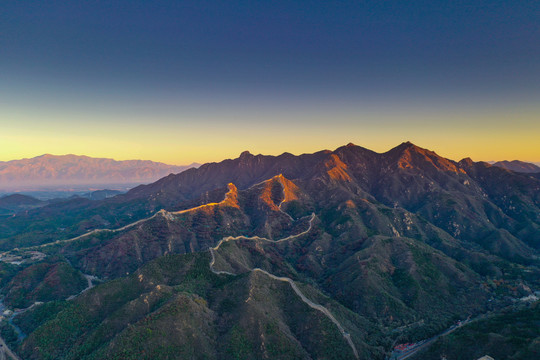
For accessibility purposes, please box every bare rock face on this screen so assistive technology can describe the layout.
[2,142,539,260]
[1,142,539,360]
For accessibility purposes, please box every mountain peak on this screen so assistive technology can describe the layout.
[386,141,424,156]
[399,140,419,150]
[239,150,253,159]
[385,142,463,173]
[492,160,540,173]
[36,153,55,159]
[459,157,475,167]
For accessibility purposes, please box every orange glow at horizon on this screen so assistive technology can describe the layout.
[1,103,539,166]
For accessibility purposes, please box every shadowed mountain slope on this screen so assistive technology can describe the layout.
[1,142,538,262]
[0,194,45,216]
[16,253,384,360]
[492,160,540,173]
[0,142,539,359]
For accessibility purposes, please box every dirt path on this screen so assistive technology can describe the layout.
[1,211,159,255]
[1,179,358,358]
[208,213,360,359]
[3,184,241,255]
[67,274,98,301]
[253,268,359,359]
[392,317,473,359]
[0,336,21,360]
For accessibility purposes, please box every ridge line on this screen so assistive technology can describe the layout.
[208,213,360,359]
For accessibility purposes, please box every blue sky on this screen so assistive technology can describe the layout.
[1,0,539,164]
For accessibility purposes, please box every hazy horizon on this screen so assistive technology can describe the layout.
[0,3,538,357]
[1,144,540,167]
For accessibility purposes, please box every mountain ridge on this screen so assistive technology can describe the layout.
[0,141,538,359]
[491,160,540,173]
[1,142,538,261]
[0,154,199,190]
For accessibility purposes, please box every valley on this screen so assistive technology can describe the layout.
[0,142,538,359]
[4,0,538,358]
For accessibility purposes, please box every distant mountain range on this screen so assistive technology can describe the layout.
[491,160,540,173]
[0,142,538,359]
[0,154,199,190]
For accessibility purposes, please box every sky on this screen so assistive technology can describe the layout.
[1,0,539,165]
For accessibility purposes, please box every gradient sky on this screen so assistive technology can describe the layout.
[1,0,539,165]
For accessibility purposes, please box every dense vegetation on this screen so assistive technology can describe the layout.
[2,258,86,308]
[413,303,540,360]
[0,143,538,359]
